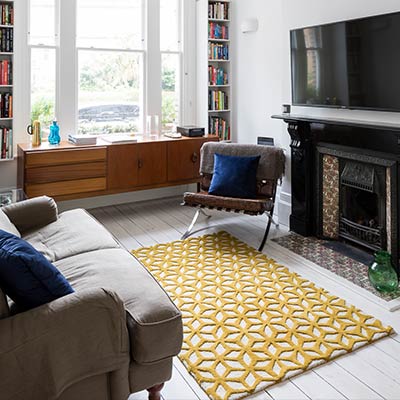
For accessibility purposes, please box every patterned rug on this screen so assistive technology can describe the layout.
[132,232,392,400]
[272,233,400,302]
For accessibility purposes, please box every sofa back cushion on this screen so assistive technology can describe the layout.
[0,288,9,319]
[0,230,74,310]
[0,209,20,237]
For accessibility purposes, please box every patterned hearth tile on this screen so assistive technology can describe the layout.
[272,233,400,302]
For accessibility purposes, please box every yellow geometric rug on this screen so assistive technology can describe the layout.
[132,231,393,400]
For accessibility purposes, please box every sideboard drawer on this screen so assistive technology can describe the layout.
[25,147,107,167]
[26,177,107,198]
[25,162,107,184]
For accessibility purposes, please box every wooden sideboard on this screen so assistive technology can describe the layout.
[17,136,218,201]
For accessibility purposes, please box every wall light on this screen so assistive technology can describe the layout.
[241,18,259,33]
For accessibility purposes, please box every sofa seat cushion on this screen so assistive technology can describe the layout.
[54,248,183,365]
[24,209,119,262]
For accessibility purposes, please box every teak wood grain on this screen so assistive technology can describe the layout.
[167,139,207,182]
[26,177,107,198]
[25,162,107,184]
[25,147,107,167]
[18,137,218,201]
[107,144,139,190]
[137,142,167,186]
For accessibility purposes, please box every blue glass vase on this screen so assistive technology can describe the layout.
[48,120,61,145]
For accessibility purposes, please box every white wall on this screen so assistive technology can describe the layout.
[233,0,400,226]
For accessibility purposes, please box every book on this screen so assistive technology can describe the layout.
[101,135,138,144]
[68,134,97,145]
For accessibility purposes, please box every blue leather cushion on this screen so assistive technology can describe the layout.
[0,230,74,310]
[208,153,260,199]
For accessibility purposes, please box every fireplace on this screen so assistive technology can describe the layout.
[339,160,386,251]
[316,143,397,263]
[272,113,400,273]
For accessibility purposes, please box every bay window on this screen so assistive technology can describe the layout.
[27,0,190,136]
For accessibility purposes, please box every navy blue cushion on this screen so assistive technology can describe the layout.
[208,153,260,199]
[0,230,74,310]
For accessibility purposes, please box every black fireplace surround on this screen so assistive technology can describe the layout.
[272,114,400,273]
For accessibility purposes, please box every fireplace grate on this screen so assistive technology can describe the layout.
[340,217,382,251]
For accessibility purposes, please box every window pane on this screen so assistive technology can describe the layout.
[29,0,56,46]
[31,48,56,132]
[77,0,143,49]
[162,53,180,132]
[160,0,180,51]
[78,51,143,135]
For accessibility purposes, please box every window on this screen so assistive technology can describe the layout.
[77,0,144,135]
[160,0,182,132]
[27,0,189,136]
[29,0,58,131]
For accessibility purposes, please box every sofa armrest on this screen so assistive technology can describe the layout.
[2,196,58,234]
[0,288,130,400]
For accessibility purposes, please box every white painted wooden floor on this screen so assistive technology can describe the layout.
[89,197,400,400]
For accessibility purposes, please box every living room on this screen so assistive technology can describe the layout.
[1,1,400,399]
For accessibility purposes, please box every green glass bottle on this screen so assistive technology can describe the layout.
[368,251,399,293]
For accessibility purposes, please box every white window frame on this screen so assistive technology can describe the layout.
[27,0,61,124]
[76,0,146,134]
[23,0,196,138]
[160,0,183,131]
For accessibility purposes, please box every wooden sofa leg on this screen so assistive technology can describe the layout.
[147,383,164,400]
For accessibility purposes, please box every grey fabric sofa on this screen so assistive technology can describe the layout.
[0,196,183,400]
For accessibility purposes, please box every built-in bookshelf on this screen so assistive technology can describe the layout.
[197,0,231,141]
[0,0,13,161]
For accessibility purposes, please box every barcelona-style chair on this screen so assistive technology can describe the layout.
[181,142,285,251]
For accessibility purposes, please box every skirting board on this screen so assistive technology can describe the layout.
[58,184,197,212]
[278,191,291,227]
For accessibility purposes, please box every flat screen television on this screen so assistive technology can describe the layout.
[290,12,400,112]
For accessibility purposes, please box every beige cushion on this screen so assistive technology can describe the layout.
[2,196,58,234]
[24,209,119,262]
[0,289,9,319]
[55,248,183,365]
[0,209,20,237]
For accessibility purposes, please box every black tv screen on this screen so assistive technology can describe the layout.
[291,12,400,112]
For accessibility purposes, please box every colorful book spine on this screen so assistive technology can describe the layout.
[0,27,13,52]
[208,43,229,60]
[0,60,11,85]
[209,23,229,39]
[208,2,229,20]
[0,4,13,26]
[208,116,230,140]
[208,90,229,111]
[0,92,12,117]
[0,126,12,159]
[208,66,228,85]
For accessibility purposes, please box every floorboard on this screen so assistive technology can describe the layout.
[91,196,400,400]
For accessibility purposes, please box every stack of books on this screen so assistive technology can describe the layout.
[208,66,228,85]
[68,134,97,145]
[1,126,12,159]
[0,27,13,52]
[208,43,229,60]
[208,2,229,20]
[208,90,229,111]
[208,116,230,141]
[0,92,12,117]
[0,60,11,85]
[0,4,13,25]
[209,23,229,39]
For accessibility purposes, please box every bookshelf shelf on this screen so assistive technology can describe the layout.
[0,0,13,161]
[209,18,230,22]
[208,109,231,113]
[209,84,231,88]
[208,38,229,42]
